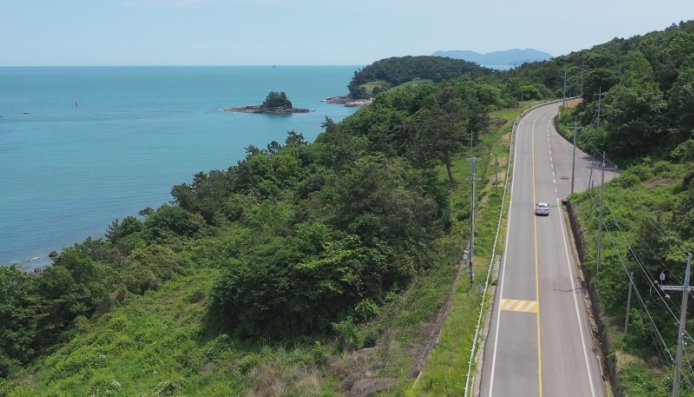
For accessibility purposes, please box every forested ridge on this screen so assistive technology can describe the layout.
[3,19,694,396]
[347,56,497,98]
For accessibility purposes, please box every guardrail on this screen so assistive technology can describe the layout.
[463,97,579,396]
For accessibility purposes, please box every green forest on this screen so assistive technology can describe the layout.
[2,19,694,396]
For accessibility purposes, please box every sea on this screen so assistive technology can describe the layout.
[0,66,360,270]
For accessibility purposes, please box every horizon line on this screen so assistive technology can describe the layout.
[0,64,367,68]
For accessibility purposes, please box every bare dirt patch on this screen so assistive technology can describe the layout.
[643,178,677,189]
[409,279,459,380]
[500,132,511,146]
[614,350,639,372]
[348,378,397,397]
[489,118,507,130]
[564,99,583,108]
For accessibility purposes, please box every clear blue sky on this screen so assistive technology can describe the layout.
[1,0,693,66]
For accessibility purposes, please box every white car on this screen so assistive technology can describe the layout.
[535,202,550,216]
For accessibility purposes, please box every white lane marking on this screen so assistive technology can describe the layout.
[552,171,554,176]
[550,157,553,162]
[553,180,556,184]
[551,163,554,168]
[488,106,523,397]
[555,188,557,193]
[557,197,598,397]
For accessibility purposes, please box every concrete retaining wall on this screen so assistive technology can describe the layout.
[565,200,626,397]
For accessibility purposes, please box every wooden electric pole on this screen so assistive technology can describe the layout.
[659,253,693,397]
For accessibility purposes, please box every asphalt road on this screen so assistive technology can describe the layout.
[478,102,618,397]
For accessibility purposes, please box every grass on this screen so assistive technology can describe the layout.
[359,78,434,95]
[390,78,434,91]
[360,80,389,94]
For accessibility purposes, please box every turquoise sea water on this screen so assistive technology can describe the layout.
[0,66,360,269]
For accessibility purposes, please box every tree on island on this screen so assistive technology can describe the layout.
[261,91,293,109]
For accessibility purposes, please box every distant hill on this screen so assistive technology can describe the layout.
[347,55,493,99]
[432,49,553,67]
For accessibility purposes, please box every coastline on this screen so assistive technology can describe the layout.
[323,94,373,107]
[0,66,360,269]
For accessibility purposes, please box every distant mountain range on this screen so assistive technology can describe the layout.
[432,49,553,67]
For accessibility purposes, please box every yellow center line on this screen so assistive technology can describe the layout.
[532,108,552,397]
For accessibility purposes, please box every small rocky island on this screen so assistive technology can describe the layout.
[224,91,310,114]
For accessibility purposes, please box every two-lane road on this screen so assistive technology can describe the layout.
[479,102,617,397]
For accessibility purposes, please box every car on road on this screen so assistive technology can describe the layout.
[535,202,550,216]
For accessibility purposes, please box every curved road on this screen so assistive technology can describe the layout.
[479,102,618,397]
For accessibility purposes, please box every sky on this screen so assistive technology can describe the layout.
[1,0,693,66]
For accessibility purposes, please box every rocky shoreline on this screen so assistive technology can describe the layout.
[322,95,373,107]
[223,105,310,114]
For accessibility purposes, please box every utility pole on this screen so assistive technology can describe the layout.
[520,91,524,109]
[580,61,585,96]
[588,159,594,193]
[495,155,498,191]
[594,87,605,128]
[596,152,606,273]
[568,118,583,195]
[563,71,567,107]
[467,156,481,284]
[625,272,634,335]
[659,253,693,397]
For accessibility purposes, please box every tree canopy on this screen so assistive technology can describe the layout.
[347,56,496,98]
[261,91,293,108]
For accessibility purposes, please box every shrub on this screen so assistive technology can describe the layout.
[332,318,360,352]
[362,329,379,348]
[618,173,640,188]
[355,299,380,322]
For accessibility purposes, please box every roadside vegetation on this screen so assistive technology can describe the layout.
[552,20,694,396]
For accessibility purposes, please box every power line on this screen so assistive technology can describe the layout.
[603,221,675,363]
[587,192,694,388]
[659,253,693,396]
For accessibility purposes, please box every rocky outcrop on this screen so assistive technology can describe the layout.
[223,105,310,114]
[348,378,396,397]
[323,95,373,107]
[345,99,373,107]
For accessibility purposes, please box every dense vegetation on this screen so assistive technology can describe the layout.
[347,56,496,99]
[261,91,293,108]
